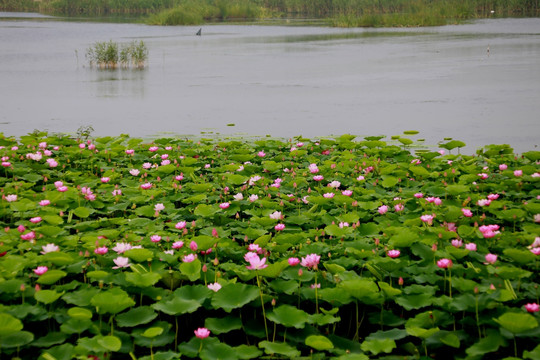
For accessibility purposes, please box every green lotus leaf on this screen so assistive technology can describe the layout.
[0,331,34,348]
[35,289,64,304]
[523,344,540,360]
[225,174,249,186]
[324,224,353,238]
[10,198,36,212]
[445,246,470,260]
[269,279,299,295]
[439,332,460,348]
[465,330,505,357]
[445,184,470,196]
[141,327,163,338]
[360,338,396,355]
[60,318,93,334]
[62,287,100,307]
[42,252,75,266]
[90,288,135,314]
[200,340,237,360]
[179,258,202,281]
[257,260,288,278]
[258,341,301,358]
[73,207,93,218]
[406,326,439,339]
[266,304,309,329]
[0,279,25,293]
[36,269,67,285]
[133,322,174,347]
[0,313,23,336]
[138,351,181,360]
[32,332,67,348]
[309,313,341,326]
[503,248,536,265]
[388,228,417,248]
[174,284,212,303]
[135,205,155,217]
[116,306,157,327]
[205,316,243,335]
[378,281,402,298]
[191,235,218,251]
[381,176,399,188]
[339,279,382,304]
[67,307,93,320]
[97,335,122,351]
[35,225,65,237]
[86,270,111,281]
[234,344,263,359]
[152,297,201,315]
[305,335,334,351]
[396,293,433,310]
[126,272,162,287]
[494,312,538,334]
[41,214,64,225]
[366,328,408,341]
[211,283,260,313]
[125,248,154,262]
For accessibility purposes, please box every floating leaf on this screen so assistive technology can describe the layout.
[360,338,396,355]
[205,316,243,335]
[67,307,93,320]
[211,283,260,313]
[494,312,538,334]
[126,272,162,287]
[0,331,34,348]
[90,288,135,314]
[97,335,122,351]
[152,297,201,316]
[37,269,67,285]
[125,248,154,262]
[179,258,202,281]
[35,289,64,305]
[266,304,309,329]
[305,335,334,351]
[116,306,157,327]
[0,313,23,336]
[259,341,301,358]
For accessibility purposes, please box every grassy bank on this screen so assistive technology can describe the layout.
[2,0,538,26]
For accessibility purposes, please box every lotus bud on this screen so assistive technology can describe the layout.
[298,268,303,277]
[213,257,219,266]
[202,264,207,273]
[398,277,404,286]
[35,284,41,292]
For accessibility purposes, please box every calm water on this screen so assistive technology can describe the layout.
[1,13,539,153]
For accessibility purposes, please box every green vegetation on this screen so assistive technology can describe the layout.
[0,131,539,359]
[86,40,148,69]
[2,0,538,27]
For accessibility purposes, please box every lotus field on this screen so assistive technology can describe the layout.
[1,132,539,360]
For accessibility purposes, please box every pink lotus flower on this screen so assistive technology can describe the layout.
[17,225,26,233]
[34,266,48,275]
[130,169,140,176]
[5,194,17,202]
[534,214,540,223]
[79,143,86,149]
[20,231,35,241]
[323,193,335,199]
[514,170,523,177]
[487,194,499,201]
[356,175,365,181]
[451,239,463,248]
[484,253,497,264]
[411,159,421,165]
[112,256,131,269]
[387,250,400,258]
[219,202,230,209]
[309,164,319,173]
[420,214,434,224]
[477,173,489,180]
[125,149,134,155]
[101,177,110,183]
[142,162,152,169]
[39,199,51,206]
[154,203,165,212]
[477,199,491,207]
[339,222,349,228]
[150,235,162,243]
[525,303,539,313]
[175,174,184,181]
[530,247,540,255]
[378,205,388,215]
[257,151,266,157]
[328,181,341,188]
[94,247,108,255]
[394,204,404,212]
[148,146,158,152]
[465,243,477,251]
[46,159,58,167]
[414,193,424,198]
[301,254,320,269]
[175,221,187,230]
[190,241,198,251]
[245,252,268,270]
[248,244,262,253]
[437,258,453,269]
[112,189,122,196]
[183,254,196,263]
[41,243,59,254]
[172,241,184,249]
[207,283,222,292]
[29,217,42,224]
[269,211,282,220]
[342,190,353,196]
[140,183,152,190]
[499,164,507,171]
[288,257,300,266]
[233,193,244,201]
[194,327,210,339]
[112,242,132,254]
[313,175,324,181]
[57,186,68,192]
[248,194,258,202]
[274,223,285,231]
[462,208,473,217]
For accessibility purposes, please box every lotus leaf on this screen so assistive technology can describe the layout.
[90,288,135,314]
[259,341,301,358]
[211,283,259,313]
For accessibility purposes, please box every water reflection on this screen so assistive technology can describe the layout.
[87,69,147,98]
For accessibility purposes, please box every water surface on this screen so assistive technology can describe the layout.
[1,13,539,153]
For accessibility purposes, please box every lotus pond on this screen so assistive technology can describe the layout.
[0,132,539,360]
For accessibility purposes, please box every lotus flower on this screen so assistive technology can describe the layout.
[194,327,210,339]
[301,254,320,269]
[112,256,130,269]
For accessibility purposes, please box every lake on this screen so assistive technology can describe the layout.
[1,12,539,153]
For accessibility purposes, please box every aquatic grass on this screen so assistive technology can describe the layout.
[0,131,539,358]
[86,40,148,69]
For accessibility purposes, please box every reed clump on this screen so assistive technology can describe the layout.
[86,40,148,69]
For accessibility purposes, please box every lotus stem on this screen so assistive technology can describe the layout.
[256,272,269,341]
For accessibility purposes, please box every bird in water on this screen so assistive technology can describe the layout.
[196,28,202,36]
